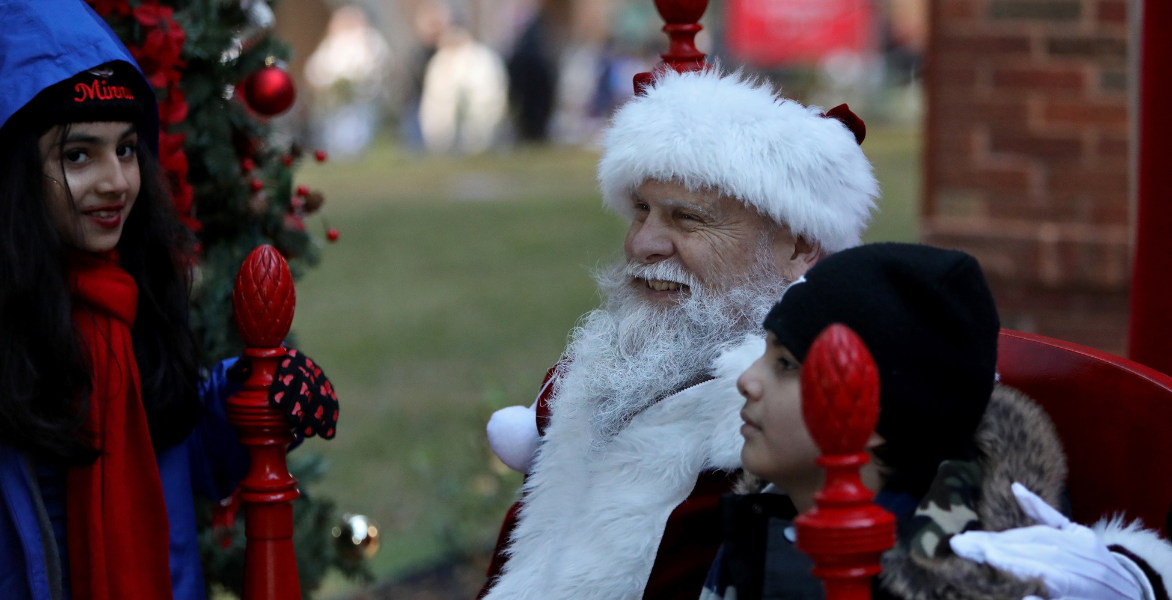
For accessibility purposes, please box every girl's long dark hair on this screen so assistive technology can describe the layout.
[0,123,202,464]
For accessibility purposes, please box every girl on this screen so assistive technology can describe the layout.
[0,2,337,599]
[703,243,1172,600]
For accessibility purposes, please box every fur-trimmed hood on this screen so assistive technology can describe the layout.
[881,385,1172,600]
[879,385,1065,600]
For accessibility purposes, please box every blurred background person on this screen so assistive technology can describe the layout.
[505,0,566,143]
[419,18,508,153]
[305,4,393,159]
[401,1,451,148]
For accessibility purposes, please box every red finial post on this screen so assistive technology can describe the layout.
[795,324,895,600]
[633,0,710,94]
[228,245,302,600]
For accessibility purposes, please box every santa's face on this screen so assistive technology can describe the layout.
[623,179,820,305]
[557,242,792,440]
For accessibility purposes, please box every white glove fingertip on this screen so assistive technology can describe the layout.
[1012,482,1071,528]
[950,533,989,562]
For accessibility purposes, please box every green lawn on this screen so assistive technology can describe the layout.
[288,128,921,595]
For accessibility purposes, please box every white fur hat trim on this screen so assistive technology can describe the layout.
[598,68,879,253]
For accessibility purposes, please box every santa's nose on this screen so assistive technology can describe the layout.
[627,215,675,264]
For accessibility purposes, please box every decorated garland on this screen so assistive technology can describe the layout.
[91,0,198,231]
[86,0,336,362]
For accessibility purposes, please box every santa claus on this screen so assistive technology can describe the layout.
[479,68,879,600]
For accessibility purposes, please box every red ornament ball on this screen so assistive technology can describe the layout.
[327,228,340,242]
[241,157,255,173]
[282,155,294,167]
[296,184,310,197]
[242,66,296,116]
[284,214,306,232]
[250,178,264,192]
[314,149,327,162]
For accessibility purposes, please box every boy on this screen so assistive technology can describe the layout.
[703,243,1172,600]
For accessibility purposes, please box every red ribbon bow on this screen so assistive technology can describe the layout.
[823,104,866,145]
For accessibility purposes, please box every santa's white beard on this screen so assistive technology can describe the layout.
[551,253,790,442]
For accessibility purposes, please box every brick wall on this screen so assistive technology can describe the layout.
[922,0,1133,354]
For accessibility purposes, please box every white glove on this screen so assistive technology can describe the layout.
[487,405,540,474]
[950,483,1145,600]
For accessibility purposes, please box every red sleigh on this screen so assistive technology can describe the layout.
[998,330,1172,536]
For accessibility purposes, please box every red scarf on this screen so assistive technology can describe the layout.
[65,251,174,600]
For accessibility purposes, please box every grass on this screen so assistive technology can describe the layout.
[287,127,921,595]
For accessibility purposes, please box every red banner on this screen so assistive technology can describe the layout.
[725,0,874,68]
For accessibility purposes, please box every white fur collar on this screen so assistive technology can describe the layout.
[483,335,765,600]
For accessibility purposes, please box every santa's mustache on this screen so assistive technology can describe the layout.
[621,260,701,291]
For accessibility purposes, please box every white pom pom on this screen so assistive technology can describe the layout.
[487,405,540,473]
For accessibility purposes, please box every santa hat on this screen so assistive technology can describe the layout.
[597,68,879,253]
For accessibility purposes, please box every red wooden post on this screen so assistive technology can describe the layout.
[633,0,710,94]
[795,324,895,600]
[228,245,302,600]
[1128,2,1172,374]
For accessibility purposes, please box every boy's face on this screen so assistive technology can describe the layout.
[737,332,822,487]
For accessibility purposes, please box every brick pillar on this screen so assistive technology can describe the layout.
[922,0,1132,355]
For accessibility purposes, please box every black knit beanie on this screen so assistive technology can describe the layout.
[763,243,1000,494]
[10,62,148,137]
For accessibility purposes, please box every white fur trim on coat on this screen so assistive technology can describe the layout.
[483,335,765,600]
[597,69,878,253]
[1095,516,1172,598]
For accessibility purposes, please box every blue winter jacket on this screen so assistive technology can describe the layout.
[0,361,249,600]
[0,2,249,599]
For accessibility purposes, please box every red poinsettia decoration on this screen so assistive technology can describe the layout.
[87,0,197,235]
[131,4,185,88]
[159,130,198,232]
[158,86,188,127]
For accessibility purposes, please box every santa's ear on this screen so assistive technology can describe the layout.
[774,231,823,282]
[790,235,823,265]
[865,432,885,451]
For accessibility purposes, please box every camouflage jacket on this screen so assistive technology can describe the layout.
[701,384,1069,600]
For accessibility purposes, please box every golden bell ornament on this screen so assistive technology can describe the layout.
[333,513,380,559]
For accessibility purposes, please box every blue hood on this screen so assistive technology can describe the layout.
[0,0,159,152]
